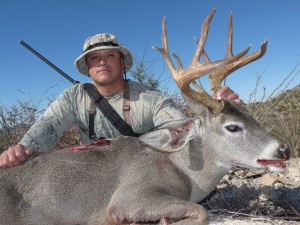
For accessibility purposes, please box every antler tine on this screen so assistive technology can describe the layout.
[210,40,267,93]
[153,17,183,80]
[154,9,247,89]
[227,12,233,57]
[153,16,200,91]
[154,9,267,113]
[203,12,268,93]
[189,8,217,67]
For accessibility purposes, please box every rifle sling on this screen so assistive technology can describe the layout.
[83,82,139,139]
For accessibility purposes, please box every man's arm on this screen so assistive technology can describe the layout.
[0,85,80,168]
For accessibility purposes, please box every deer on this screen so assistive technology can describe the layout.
[0,8,290,225]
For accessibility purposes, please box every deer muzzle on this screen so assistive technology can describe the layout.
[257,144,291,169]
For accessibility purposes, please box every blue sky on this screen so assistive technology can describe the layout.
[1,0,300,110]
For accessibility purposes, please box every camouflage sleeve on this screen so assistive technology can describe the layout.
[152,94,187,129]
[18,85,79,152]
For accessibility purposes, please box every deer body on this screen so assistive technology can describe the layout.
[0,130,202,224]
[0,102,289,224]
[0,8,290,224]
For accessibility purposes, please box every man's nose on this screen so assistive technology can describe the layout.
[98,57,107,66]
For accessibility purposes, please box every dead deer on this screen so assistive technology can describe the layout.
[0,8,290,225]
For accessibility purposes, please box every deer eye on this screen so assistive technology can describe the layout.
[225,125,242,133]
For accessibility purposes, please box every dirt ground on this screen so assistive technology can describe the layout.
[203,158,300,225]
[209,214,300,225]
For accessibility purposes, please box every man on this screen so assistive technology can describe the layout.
[0,33,240,168]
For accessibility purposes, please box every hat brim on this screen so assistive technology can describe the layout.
[74,46,133,76]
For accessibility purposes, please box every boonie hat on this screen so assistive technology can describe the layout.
[74,33,133,76]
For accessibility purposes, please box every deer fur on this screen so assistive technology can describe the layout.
[0,100,289,224]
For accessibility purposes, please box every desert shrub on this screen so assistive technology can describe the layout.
[247,63,300,157]
[0,100,40,152]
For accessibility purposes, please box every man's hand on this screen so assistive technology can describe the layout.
[213,85,244,105]
[0,144,33,168]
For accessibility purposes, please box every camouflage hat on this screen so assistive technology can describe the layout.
[74,33,133,76]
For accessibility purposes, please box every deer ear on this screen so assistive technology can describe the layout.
[139,120,197,152]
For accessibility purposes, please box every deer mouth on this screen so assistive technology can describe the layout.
[257,159,287,169]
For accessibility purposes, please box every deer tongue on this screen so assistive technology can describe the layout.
[257,159,287,169]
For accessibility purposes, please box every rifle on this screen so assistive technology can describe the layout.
[19,40,80,85]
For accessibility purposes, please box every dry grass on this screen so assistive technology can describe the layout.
[247,62,300,157]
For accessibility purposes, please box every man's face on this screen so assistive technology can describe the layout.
[86,49,124,86]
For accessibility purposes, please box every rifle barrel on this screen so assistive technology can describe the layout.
[19,40,79,85]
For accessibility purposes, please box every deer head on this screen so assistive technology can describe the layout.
[153,8,267,113]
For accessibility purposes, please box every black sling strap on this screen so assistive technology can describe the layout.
[88,100,97,140]
[83,82,140,139]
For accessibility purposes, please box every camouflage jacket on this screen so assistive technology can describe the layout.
[19,80,186,152]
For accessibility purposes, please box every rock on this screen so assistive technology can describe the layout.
[274,182,284,189]
[259,174,285,186]
[204,158,300,224]
[216,183,228,189]
[287,167,300,180]
[245,169,265,179]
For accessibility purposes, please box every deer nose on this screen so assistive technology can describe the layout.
[278,144,290,160]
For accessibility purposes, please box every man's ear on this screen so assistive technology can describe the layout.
[121,56,126,71]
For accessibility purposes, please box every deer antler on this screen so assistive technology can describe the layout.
[154,8,267,113]
[201,12,268,93]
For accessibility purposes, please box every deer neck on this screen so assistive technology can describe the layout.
[169,119,231,203]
